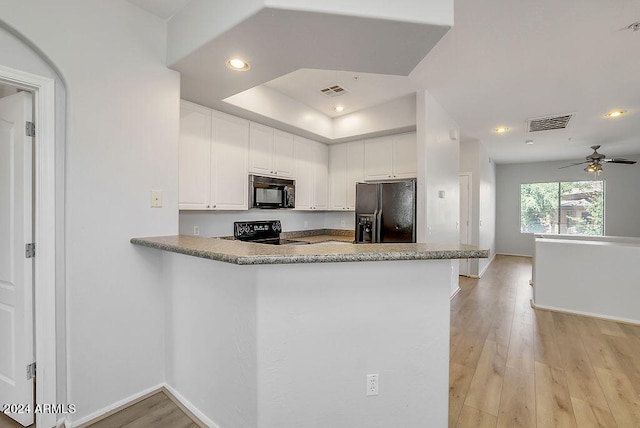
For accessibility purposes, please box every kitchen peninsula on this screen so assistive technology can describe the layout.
[131,233,488,428]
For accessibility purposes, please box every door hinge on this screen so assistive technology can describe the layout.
[27,362,36,380]
[25,121,35,137]
[25,243,35,258]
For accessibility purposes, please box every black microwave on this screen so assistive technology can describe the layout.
[249,175,295,209]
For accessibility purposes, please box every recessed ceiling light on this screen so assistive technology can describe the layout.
[525,140,534,145]
[495,127,508,133]
[605,110,625,118]
[333,105,344,113]
[226,58,250,71]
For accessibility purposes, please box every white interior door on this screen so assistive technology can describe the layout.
[0,91,35,426]
[459,174,470,276]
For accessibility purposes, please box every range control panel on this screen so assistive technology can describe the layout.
[234,220,282,241]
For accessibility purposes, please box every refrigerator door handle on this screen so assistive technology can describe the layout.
[375,209,382,243]
[372,209,378,243]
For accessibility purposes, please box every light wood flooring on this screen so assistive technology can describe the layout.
[80,390,200,428]
[1,390,199,428]
[450,255,640,428]
[0,414,32,428]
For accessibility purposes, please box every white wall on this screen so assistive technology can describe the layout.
[496,155,640,256]
[533,236,640,324]
[1,1,180,423]
[163,252,257,428]
[416,91,460,295]
[460,140,496,276]
[163,252,452,428]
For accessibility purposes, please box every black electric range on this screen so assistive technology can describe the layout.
[233,220,309,245]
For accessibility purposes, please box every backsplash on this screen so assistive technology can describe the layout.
[179,210,354,238]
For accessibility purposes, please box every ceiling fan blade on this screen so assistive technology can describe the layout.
[558,161,589,169]
[604,158,637,164]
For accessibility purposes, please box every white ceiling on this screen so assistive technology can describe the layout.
[264,69,417,118]
[127,0,191,20]
[130,0,640,165]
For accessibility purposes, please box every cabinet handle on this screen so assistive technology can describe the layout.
[213,205,216,208]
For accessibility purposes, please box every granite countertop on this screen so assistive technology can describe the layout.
[131,230,489,265]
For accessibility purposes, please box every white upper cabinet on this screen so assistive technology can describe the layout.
[364,132,416,181]
[294,136,328,211]
[392,132,417,179]
[329,140,364,211]
[249,123,294,178]
[179,100,249,210]
[179,101,212,210]
[210,111,249,210]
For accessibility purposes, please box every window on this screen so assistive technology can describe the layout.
[520,180,604,235]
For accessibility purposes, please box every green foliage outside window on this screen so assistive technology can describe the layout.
[520,180,604,235]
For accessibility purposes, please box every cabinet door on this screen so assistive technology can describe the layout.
[329,143,348,210]
[393,132,417,179]
[211,112,249,210]
[273,129,294,177]
[249,123,273,175]
[313,142,329,210]
[179,102,212,210]
[346,140,364,209]
[293,136,313,210]
[364,136,394,180]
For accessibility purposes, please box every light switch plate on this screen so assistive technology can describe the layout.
[151,190,163,208]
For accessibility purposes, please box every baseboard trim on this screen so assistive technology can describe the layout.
[162,384,220,428]
[72,384,164,428]
[56,418,68,428]
[496,252,533,258]
[450,287,461,300]
[530,299,640,326]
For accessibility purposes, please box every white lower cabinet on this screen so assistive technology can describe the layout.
[329,140,363,210]
[179,101,249,210]
[294,136,328,211]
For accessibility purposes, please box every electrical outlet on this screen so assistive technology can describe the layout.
[303,221,309,229]
[194,226,200,236]
[366,374,379,396]
[340,220,346,228]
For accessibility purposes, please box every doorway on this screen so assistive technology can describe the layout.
[0,88,35,427]
[459,173,471,276]
[0,64,57,428]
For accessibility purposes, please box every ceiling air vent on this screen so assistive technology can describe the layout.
[320,85,348,97]
[527,114,574,132]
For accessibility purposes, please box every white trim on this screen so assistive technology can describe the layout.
[458,172,472,276]
[450,286,461,300]
[530,299,640,326]
[69,383,164,427]
[478,253,496,277]
[163,383,220,428]
[0,65,57,428]
[495,252,533,258]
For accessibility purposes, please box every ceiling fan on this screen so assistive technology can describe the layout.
[559,145,637,173]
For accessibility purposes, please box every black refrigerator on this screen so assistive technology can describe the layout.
[355,180,416,243]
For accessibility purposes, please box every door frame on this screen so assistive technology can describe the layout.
[0,65,57,428]
[459,172,472,276]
